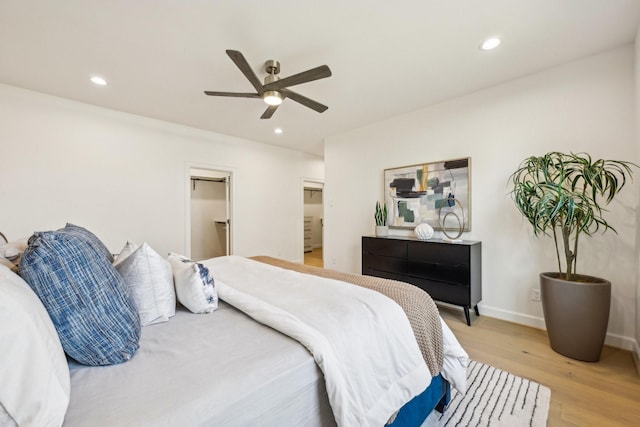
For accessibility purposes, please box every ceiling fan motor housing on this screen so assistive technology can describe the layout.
[265,60,280,75]
[264,73,279,85]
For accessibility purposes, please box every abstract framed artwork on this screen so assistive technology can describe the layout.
[384,157,471,231]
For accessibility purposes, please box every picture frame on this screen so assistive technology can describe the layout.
[384,157,471,231]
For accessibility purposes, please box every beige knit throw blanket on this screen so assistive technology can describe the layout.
[250,256,444,377]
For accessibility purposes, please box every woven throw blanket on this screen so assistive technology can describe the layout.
[250,256,444,376]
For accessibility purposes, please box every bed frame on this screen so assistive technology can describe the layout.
[391,374,450,426]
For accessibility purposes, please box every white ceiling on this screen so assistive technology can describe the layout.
[1,1,639,157]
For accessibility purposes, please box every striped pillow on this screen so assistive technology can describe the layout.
[62,223,113,262]
[19,230,141,366]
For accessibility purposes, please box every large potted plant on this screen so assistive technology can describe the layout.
[510,152,635,361]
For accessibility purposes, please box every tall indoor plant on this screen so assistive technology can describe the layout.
[510,151,635,361]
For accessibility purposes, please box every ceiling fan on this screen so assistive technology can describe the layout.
[204,50,332,119]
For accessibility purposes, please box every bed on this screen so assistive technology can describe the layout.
[246,256,468,425]
[0,227,468,427]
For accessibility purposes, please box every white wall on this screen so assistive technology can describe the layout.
[0,84,323,262]
[324,45,639,349]
[635,28,640,371]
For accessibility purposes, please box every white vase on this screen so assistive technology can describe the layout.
[414,223,434,240]
[375,226,389,237]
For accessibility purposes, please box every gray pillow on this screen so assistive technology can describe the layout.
[19,230,140,366]
[115,242,176,326]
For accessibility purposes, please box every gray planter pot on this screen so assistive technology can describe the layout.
[540,272,611,362]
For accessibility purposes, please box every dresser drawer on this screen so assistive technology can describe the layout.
[363,237,407,258]
[407,277,470,306]
[363,253,407,275]
[408,260,470,285]
[408,241,468,265]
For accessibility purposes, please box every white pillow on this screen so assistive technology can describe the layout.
[167,253,218,314]
[115,243,176,326]
[0,264,70,426]
[112,240,138,266]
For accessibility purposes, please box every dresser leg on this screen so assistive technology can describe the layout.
[474,305,480,316]
[464,307,471,326]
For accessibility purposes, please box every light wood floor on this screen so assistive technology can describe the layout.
[304,247,323,267]
[439,306,640,426]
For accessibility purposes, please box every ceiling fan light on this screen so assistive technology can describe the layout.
[264,91,283,106]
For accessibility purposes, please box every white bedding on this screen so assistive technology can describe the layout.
[63,256,468,427]
[440,317,469,394]
[203,256,432,427]
[64,303,335,427]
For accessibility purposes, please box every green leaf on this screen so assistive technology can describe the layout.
[508,152,637,277]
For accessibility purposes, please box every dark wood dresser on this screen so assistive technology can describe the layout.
[362,235,482,325]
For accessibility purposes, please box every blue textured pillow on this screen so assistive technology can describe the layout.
[19,230,140,366]
[62,223,113,262]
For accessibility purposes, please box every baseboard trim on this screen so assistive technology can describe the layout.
[604,331,636,352]
[633,341,640,376]
[472,304,636,351]
[478,305,546,330]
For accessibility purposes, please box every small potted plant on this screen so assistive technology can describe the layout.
[374,201,388,237]
[510,151,635,361]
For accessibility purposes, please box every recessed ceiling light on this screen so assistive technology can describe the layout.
[90,76,107,86]
[274,128,283,134]
[480,37,501,51]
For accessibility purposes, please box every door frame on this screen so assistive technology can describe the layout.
[185,162,235,258]
[301,178,324,263]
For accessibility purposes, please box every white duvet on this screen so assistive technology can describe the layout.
[203,256,432,427]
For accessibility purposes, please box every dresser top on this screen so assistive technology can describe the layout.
[363,235,481,245]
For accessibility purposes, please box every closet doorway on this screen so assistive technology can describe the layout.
[303,180,324,267]
[190,168,232,260]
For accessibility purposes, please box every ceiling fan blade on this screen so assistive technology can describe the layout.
[281,89,328,113]
[226,49,264,94]
[263,65,331,91]
[260,104,279,119]
[204,91,261,98]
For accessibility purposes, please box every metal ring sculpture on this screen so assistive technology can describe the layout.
[438,197,465,240]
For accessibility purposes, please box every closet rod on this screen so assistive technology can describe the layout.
[191,176,227,190]
[191,177,227,183]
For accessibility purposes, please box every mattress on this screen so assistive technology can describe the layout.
[63,302,336,427]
